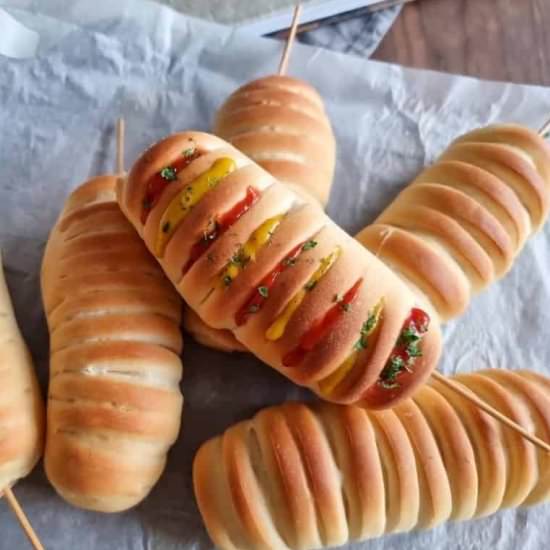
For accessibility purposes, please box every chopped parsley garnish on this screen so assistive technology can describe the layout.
[231,252,248,268]
[162,221,171,233]
[341,302,351,312]
[183,147,196,157]
[354,312,379,351]
[304,280,317,291]
[302,240,318,251]
[258,286,269,298]
[160,166,177,181]
[379,355,405,389]
[406,340,423,359]
[223,275,233,287]
[283,257,297,267]
[363,313,378,334]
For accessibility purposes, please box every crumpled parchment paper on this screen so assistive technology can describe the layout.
[1,1,550,549]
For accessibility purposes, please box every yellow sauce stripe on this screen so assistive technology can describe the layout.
[318,298,384,397]
[265,247,341,342]
[155,158,236,256]
[220,215,284,287]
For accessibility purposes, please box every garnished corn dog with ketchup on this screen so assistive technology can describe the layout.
[118,132,440,409]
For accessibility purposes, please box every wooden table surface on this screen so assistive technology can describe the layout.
[372,0,550,86]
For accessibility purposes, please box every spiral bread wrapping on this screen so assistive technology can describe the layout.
[194,368,550,550]
[117,132,441,409]
[0,253,44,492]
[214,75,336,207]
[357,124,550,321]
[41,176,184,512]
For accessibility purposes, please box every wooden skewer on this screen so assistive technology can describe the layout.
[538,116,550,138]
[2,488,45,550]
[431,371,550,453]
[116,118,125,175]
[278,4,302,76]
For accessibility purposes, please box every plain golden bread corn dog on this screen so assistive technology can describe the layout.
[0,253,44,492]
[117,132,441,409]
[194,369,550,550]
[41,176,184,512]
[214,75,336,207]
[357,124,550,321]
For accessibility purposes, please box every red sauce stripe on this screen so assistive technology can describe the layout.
[282,278,364,368]
[141,150,202,224]
[182,187,260,275]
[235,241,305,327]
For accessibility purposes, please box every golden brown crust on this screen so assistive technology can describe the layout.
[194,369,550,550]
[42,175,184,512]
[0,253,44,491]
[119,132,440,409]
[214,75,336,207]
[357,124,550,323]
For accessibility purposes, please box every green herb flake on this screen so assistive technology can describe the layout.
[304,280,317,291]
[183,147,196,158]
[257,286,269,298]
[341,302,351,313]
[283,257,297,267]
[379,355,405,388]
[162,221,171,233]
[160,166,177,181]
[333,293,342,303]
[302,240,318,251]
[223,275,233,287]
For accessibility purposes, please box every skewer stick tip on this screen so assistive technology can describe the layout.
[431,371,550,454]
[278,4,302,76]
[116,118,125,175]
[2,488,45,550]
[538,115,550,138]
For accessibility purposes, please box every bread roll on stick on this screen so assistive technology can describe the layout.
[357,124,550,321]
[0,253,44,492]
[194,368,550,550]
[118,132,441,410]
[41,176,183,512]
[214,75,336,208]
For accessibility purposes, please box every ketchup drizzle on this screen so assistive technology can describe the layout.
[282,278,363,368]
[182,186,260,275]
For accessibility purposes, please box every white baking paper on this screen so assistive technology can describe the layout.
[1,1,550,549]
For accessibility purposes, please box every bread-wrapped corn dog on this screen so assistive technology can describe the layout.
[118,132,441,410]
[41,176,184,512]
[357,124,550,321]
[0,253,44,493]
[194,368,550,550]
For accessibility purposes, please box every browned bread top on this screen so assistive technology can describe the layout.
[42,175,184,512]
[357,124,550,322]
[214,75,336,207]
